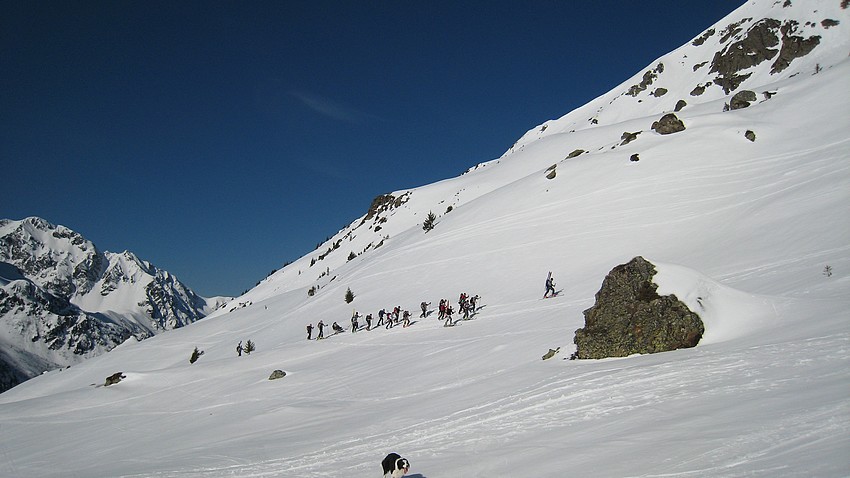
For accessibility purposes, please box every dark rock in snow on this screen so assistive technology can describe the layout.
[709,18,821,92]
[730,90,758,110]
[105,372,126,386]
[269,370,287,380]
[770,22,821,74]
[690,84,707,96]
[745,130,757,142]
[674,99,687,112]
[541,347,560,360]
[620,131,641,146]
[651,113,686,135]
[573,257,704,359]
[710,19,781,93]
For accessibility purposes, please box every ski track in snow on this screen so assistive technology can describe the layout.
[114,323,850,478]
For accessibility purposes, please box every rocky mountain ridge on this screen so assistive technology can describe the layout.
[0,217,228,392]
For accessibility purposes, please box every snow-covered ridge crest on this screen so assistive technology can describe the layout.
[0,217,227,392]
[511,0,849,149]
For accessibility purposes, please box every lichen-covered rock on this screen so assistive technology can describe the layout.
[573,257,704,359]
[268,370,287,380]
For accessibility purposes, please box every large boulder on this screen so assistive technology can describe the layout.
[651,113,686,135]
[730,90,758,110]
[573,257,704,359]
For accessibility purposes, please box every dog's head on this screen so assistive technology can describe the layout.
[393,457,410,476]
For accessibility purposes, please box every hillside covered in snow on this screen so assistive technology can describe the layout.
[1,1,848,476]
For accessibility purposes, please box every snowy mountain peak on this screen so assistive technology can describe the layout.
[0,217,228,392]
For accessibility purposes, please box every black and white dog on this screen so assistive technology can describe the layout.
[381,452,410,478]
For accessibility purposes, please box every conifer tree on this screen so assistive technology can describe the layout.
[423,211,437,232]
[189,346,203,364]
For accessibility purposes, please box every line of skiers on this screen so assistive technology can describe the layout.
[305,292,480,340]
[437,292,479,326]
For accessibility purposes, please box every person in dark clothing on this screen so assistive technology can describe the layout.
[236,341,243,356]
[317,321,325,339]
[420,301,430,318]
[306,324,313,340]
[332,322,344,334]
[365,314,373,330]
[444,305,454,327]
[351,312,360,334]
[544,273,556,298]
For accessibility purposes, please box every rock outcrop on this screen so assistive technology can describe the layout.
[730,90,758,109]
[573,257,704,359]
[651,113,686,135]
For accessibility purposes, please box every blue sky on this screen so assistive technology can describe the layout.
[1,1,744,297]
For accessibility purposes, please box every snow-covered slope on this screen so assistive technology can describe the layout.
[0,1,847,476]
[0,217,228,392]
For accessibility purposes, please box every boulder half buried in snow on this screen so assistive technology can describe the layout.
[651,113,686,135]
[573,256,704,359]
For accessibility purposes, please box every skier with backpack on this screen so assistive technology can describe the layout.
[351,312,359,333]
[543,272,556,298]
[444,305,455,327]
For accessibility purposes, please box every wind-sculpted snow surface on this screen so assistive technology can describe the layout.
[0,0,848,476]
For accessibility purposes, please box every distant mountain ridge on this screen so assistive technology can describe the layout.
[0,217,228,392]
